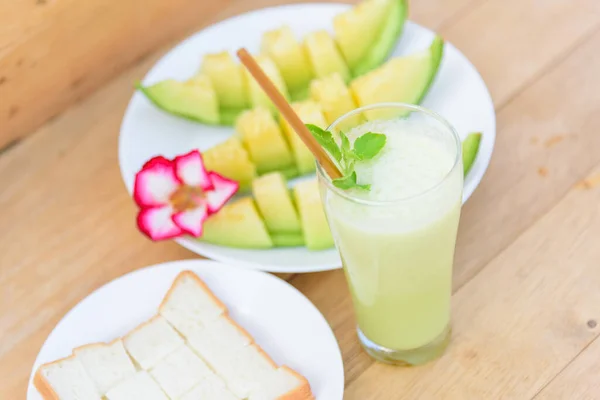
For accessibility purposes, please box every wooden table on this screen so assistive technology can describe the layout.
[3,0,600,398]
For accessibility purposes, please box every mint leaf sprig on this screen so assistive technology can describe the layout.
[306,124,386,191]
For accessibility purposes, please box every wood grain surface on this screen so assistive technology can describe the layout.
[2,0,600,398]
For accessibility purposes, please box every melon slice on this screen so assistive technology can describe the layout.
[261,26,314,101]
[280,165,300,180]
[203,137,256,191]
[272,232,305,247]
[252,172,301,234]
[462,132,482,176]
[310,73,361,131]
[304,30,351,83]
[235,108,294,174]
[201,52,248,112]
[293,180,334,251]
[243,56,289,114]
[334,0,408,76]
[280,101,327,174]
[202,198,273,248]
[137,75,219,124]
[350,36,444,120]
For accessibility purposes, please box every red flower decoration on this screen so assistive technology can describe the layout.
[133,150,238,240]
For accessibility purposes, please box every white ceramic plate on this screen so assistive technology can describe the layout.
[118,4,496,273]
[27,260,344,400]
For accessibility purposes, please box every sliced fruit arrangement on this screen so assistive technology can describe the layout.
[244,55,290,114]
[304,30,351,83]
[462,132,482,176]
[136,75,220,124]
[293,180,334,251]
[279,101,328,174]
[200,52,249,123]
[202,174,333,250]
[334,0,408,77]
[310,73,362,130]
[137,0,409,124]
[203,137,256,191]
[261,26,314,101]
[235,107,295,175]
[252,172,302,234]
[351,35,444,120]
[202,197,274,249]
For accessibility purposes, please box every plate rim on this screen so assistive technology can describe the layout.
[26,259,345,400]
[117,3,496,273]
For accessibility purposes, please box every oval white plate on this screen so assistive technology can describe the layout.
[118,4,496,273]
[27,260,344,400]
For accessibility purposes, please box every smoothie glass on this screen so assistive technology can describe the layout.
[316,103,463,365]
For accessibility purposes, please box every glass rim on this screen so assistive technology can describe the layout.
[316,102,462,206]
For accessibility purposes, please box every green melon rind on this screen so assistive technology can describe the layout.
[272,232,305,247]
[415,35,445,104]
[220,107,245,126]
[136,82,221,125]
[352,0,409,77]
[462,132,482,177]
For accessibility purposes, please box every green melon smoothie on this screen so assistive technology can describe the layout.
[316,103,463,365]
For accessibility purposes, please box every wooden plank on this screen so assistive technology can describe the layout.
[343,164,600,399]
[453,24,600,289]
[534,335,600,400]
[0,0,230,149]
[439,0,600,106]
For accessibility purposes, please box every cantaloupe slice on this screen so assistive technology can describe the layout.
[201,52,248,111]
[279,101,327,174]
[261,26,314,101]
[202,198,273,249]
[203,137,257,192]
[293,180,334,251]
[252,172,301,234]
[334,0,408,76]
[235,108,294,174]
[137,75,219,124]
[310,73,362,131]
[304,30,351,83]
[350,36,444,120]
[243,56,289,114]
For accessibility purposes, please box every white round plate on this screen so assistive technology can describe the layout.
[118,4,496,273]
[27,260,344,400]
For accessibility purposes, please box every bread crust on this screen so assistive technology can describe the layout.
[33,356,72,400]
[277,366,314,400]
[222,313,255,345]
[159,270,227,313]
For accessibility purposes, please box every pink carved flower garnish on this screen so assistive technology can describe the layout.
[133,150,238,240]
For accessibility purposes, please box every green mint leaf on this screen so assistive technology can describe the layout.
[339,131,356,174]
[332,171,371,191]
[332,171,357,190]
[340,131,351,156]
[353,132,386,161]
[306,124,342,162]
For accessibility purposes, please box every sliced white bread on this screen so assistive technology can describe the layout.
[180,380,240,400]
[189,342,277,399]
[249,366,314,400]
[105,371,168,400]
[150,344,233,399]
[185,314,253,355]
[33,356,102,400]
[73,338,136,395]
[123,315,184,370]
[159,270,227,336]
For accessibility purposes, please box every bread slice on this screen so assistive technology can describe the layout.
[123,315,184,370]
[73,339,136,395]
[150,345,230,399]
[180,380,240,400]
[189,342,278,399]
[249,366,314,400]
[159,271,227,336]
[185,314,253,355]
[33,356,102,400]
[105,371,168,400]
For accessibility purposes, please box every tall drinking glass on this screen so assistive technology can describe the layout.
[317,103,463,365]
